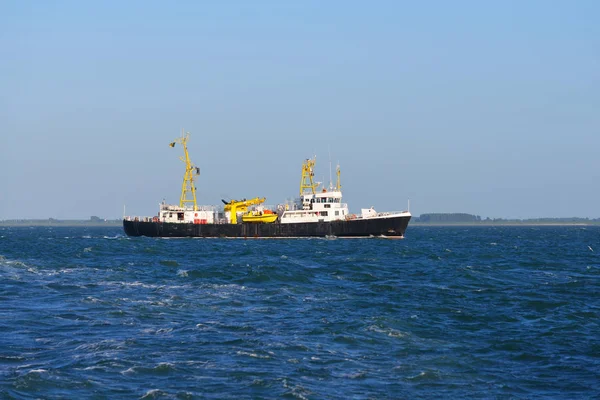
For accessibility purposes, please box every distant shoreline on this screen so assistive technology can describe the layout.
[1,221,598,228]
[0,221,122,227]
[411,222,598,227]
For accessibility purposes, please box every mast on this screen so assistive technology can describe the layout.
[329,161,332,190]
[336,163,341,191]
[299,156,318,195]
[328,148,332,190]
[169,129,199,210]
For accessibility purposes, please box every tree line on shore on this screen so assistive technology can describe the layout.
[0,216,122,226]
[415,213,600,224]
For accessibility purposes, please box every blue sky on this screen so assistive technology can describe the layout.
[1,1,599,220]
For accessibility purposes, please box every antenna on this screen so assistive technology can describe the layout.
[328,148,332,190]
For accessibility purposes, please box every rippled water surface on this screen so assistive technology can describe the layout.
[1,226,599,399]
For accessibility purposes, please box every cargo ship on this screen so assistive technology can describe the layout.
[123,132,411,238]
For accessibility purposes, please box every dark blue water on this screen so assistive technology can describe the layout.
[1,226,599,399]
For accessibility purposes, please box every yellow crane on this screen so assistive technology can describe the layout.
[222,198,262,213]
[223,197,266,224]
[169,130,200,210]
[300,156,319,195]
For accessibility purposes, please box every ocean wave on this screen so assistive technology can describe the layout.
[2,225,600,398]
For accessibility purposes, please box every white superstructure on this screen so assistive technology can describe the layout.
[278,189,411,224]
[280,189,348,223]
[158,202,217,224]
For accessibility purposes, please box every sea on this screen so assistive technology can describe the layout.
[1,225,599,399]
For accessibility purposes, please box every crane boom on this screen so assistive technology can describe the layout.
[224,197,266,224]
[169,129,200,210]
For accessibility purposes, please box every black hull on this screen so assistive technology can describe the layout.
[123,216,411,238]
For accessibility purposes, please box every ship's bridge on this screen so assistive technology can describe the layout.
[302,191,343,209]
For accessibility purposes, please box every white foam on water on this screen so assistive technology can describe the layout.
[177,269,188,277]
[140,327,174,335]
[27,369,48,374]
[121,367,137,375]
[140,389,168,399]
[236,350,272,359]
[85,296,102,303]
[344,370,367,379]
[82,365,104,371]
[103,235,123,240]
[367,325,409,338]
